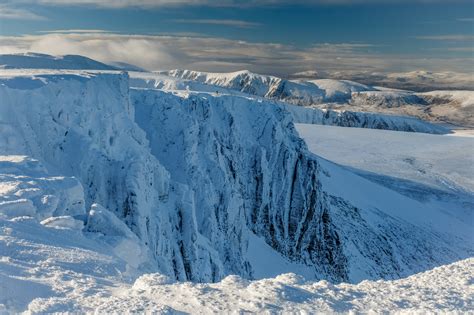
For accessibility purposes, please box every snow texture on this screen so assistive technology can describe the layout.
[0,213,472,313]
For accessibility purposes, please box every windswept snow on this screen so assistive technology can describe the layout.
[0,214,472,313]
[296,124,474,195]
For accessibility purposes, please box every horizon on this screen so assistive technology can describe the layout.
[0,0,473,76]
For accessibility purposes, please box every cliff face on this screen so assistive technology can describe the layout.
[0,72,219,282]
[0,71,468,284]
[132,90,349,281]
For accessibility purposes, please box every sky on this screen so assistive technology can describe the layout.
[0,0,473,75]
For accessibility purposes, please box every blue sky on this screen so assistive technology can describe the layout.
[0,0,473,74]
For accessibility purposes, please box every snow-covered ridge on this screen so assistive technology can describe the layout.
[292,69,474,92]
[159,69,375,104]
[286,105,448,134]
[0,53,117,70]
[159,68,474,127]
[132,71,450,134]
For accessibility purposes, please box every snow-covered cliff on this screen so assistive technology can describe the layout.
[0,71,224,282]
[0,69,470,286]
[132,88,470,282]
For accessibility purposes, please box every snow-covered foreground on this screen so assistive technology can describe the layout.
[1,214,472,313]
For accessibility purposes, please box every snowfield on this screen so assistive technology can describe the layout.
[296,124,474,195]
[1,213,472,313]
[0,53,473,313]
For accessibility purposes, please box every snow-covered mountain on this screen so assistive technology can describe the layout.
[291,70,474,92]
[348,90,474,127]
[1,54,472,312]
[159,69,373,104]
[160,69,474,127]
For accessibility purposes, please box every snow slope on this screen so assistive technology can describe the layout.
[0,55,473,312]
[296,124,473,240]
[296,124,474,195]
[132,87,471,282]
[1,67,470,284]
[1,211,472,313]
[0,53,117,70]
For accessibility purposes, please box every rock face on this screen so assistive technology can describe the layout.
[0,70,468,284]
[285,105,449,134]
[132,90,348,281]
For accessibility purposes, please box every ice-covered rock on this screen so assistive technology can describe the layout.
[85,204,150,269]
[0,67,469,285]
[132,88,468,282]
[41,215,84,230]
[0,155,85,220]
[286,105,449,134]
[0,70,222,282]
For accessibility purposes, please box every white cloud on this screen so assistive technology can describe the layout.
[0,32,471,75]
[37,29,111,33]
[0,5,47,20]
[19,0,471,8]
[416,35,474,41]
[171,19,261,28]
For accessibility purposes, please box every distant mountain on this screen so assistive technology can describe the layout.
[159,69,375,104]
[291,70,474,92]
[160,68,474,127]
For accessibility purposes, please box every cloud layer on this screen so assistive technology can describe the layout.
[0,4,47,20]
[33,0,473,7]
[1,31,472,76]
[172,19,261,28]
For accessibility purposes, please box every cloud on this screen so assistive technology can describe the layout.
[0,4,47,20]
[0,32,472,75]
[37,29,111,34]
[171,19,261,28]
[457,18,474,22]
[415,35,474,41]
[16,0,472,8]
[430,46,474,52]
